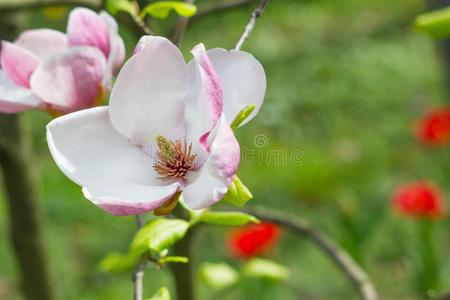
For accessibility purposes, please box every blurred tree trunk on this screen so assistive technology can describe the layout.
[425,0,450,97]
[170,205,196,300]
[0,14,58,300]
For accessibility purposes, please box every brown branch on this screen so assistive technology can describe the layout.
[170,0,195,46]
[247,206,378,300]
[170,205,197,300]
[235,0,268,50]
[0,116,59,300]
[194,0,256,18]
[435,291,450,300]
[0,0,100,12]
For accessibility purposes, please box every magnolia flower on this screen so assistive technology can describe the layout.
[392,181,446,220]
[227,222,281,259]
[415,106,450,146]
[46,36,266,215]
[0,7,125,115]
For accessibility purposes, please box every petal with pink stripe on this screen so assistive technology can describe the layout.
[30,46,106,113]
[0,41,41,88]
[185,43,223,153]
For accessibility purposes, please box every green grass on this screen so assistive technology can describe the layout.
[1,0,450,299]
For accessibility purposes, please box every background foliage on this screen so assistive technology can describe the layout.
[0,0,449,299]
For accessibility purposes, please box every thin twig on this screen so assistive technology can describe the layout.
[133,259,147,300]
[194,0,256,18]
[170,0,195,46]
[247,206,378,300]
[133,214,146,300]
[136,214,144,228]
[234,0,268,50]
[0,0,100,12]
[131,0,153,35]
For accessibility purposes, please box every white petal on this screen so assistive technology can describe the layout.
[67,7,110,57]
[0,41,41,88]
[185,43,223,155]
[46,106,179,215]
[0,69,43,113]
[207,48,266,126]
[183,116,240,209]
[109,36,187,153]
[14,29,68,60]
[99,10,125,88]
[30,46,106,113]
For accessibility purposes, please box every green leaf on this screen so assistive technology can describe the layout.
[145,287,171,300]
[158,256,189,265]
[106,0,136,17]
[199,263,239,290]
[230,104,256,131]
[141,1,197,19]
[130,218,189,256]
[98,252,139,274]
[415,6,450,39]
[198,211,259,226]
[223,176,253,207]
[242,258,290,282]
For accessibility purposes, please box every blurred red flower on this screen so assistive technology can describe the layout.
[392,181,446,220]
[415,107,450,146]
[227,222,281,259]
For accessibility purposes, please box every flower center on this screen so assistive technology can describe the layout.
[153,135,197,181]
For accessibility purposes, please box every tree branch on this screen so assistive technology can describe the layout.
[234,0,268,50]
[247,206,378,300]
[0,15,58,300]
[170,205,197,300]
[133,214,146,300]
[0,117,59,300]
[170,0,195,46]
[437,292,450,300]
[0,0,100,12]
[193,0,256,18]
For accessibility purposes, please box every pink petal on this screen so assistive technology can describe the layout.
[110,34,125,73]
[99,11,125,71]
[30,46,106,113]
[67,7,110,58]
[207,48,266,127]
[15,29,68,59]
[109,36,187,152]
[83,184,179,216]
[0,41,41,88]
[46,106,180,216]
[0,69,43,113]
[99,11,125,88]
[183,116,240,209]
[185,43,223,153]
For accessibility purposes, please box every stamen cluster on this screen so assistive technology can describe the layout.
[154,135,197,181]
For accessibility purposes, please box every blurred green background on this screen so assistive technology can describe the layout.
[1,0,449,299]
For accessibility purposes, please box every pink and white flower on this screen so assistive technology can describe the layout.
[46,36,266,215]
[0,7,125,115]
